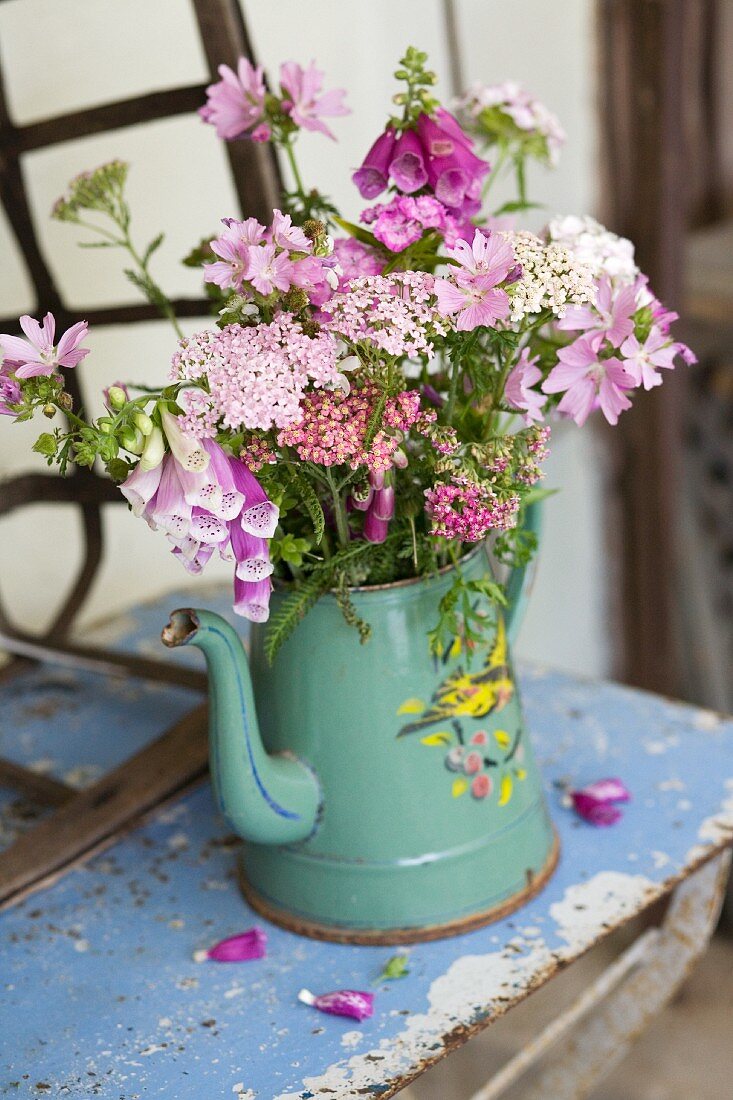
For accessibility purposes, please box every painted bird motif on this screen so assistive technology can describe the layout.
[397,616,514,737]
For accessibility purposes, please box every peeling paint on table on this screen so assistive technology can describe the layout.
[1,587,732,1099]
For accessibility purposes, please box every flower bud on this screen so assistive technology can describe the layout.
[139,426,165,471]
[42,403,56,419]
[107,385,128,410]
[133,410,154,436]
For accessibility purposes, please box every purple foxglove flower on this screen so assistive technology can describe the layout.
[364,510,389,544]
[389,128,428,193]
[416,110,489,209]
[352,128,397,198]
[570,777,630,826]
[0,312,90,379]
[422,383,444,408]
[161,410,209,473]
[298,988,374,1022]
[350,484,374,512]
[194,927,267,963]
[234,575,272,622]
[371,486,395,522]
[230,524,274,582]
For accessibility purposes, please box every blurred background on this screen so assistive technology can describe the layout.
[0,1,731,1096]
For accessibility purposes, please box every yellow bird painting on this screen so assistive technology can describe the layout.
[397,617,514,737]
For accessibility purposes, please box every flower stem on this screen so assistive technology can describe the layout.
[325,469,350,549]
[284,139,307,202]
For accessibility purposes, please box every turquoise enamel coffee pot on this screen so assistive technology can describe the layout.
[162,505,557,943]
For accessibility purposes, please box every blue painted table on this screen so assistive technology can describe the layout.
[1,588,732,1099]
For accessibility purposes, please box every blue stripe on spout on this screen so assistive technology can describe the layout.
[209,624,300,821]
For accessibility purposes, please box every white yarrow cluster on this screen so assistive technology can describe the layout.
[503,231,596,323]
[546,215,639,285]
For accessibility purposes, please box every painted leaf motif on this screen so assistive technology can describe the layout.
[494,729,511,749]
[421,731,453,746]
[498,774,513,806]
[397,698,426,715]
[452,777,469,798]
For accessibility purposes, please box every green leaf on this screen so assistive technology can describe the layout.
[376,954,411,984]
[491,199,543,216]
[143,232,165,265]
[282,466,325,545]
[333,216,380,248]
[32,432,57,458]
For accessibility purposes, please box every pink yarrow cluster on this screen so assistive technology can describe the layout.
[171,315,342,434]
[425,476,520,541]
[322,272,450,358]
[204,210,331,301]
[120,425,278,622]
[277,384,433,474]
[200,58,348,142]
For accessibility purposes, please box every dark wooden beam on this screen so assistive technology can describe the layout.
[599,0,688,694]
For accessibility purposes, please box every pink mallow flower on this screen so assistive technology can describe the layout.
[558,275,636,348]
[0,364,21,415]
[543,332,635,426]
[0,313,89,378]
[199,58,268,141]
[620,327,677,390]
[279,60,349,140]
[505,349,546,424]
[434,229,515,331]
[120,432,278,623]
[569,777,631,827]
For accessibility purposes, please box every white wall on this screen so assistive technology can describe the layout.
[0,0,609,675]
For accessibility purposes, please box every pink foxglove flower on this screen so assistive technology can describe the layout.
[279,61,349,140]
[558,276,636,348]
[620,328,677,391]
[199,58,268,141]
[0,313,89,378]
[416,108,489,212]
[352,128,398,198]
[120,431,278,623]
[194,927,267,963]
[298,988,374,1022]
[542,333,635,426]
[569,777,630,826]
[389,128,428,193]
[505,349,546,424]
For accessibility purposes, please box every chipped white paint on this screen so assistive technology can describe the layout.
[686,778,733,864]
[341,1031,363,1049]
[272,871,656,1100]
[139,1044,167,1057]
[519,854,731,1100]
[232,1086,255,1098]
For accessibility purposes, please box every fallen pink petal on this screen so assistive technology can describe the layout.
[298,987,374,1022]
[569,777,631,826]
[193,927,267,962]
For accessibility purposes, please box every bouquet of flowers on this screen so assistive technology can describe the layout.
[0,48,693,661]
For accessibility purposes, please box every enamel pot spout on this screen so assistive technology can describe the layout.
[162,609,320,846]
